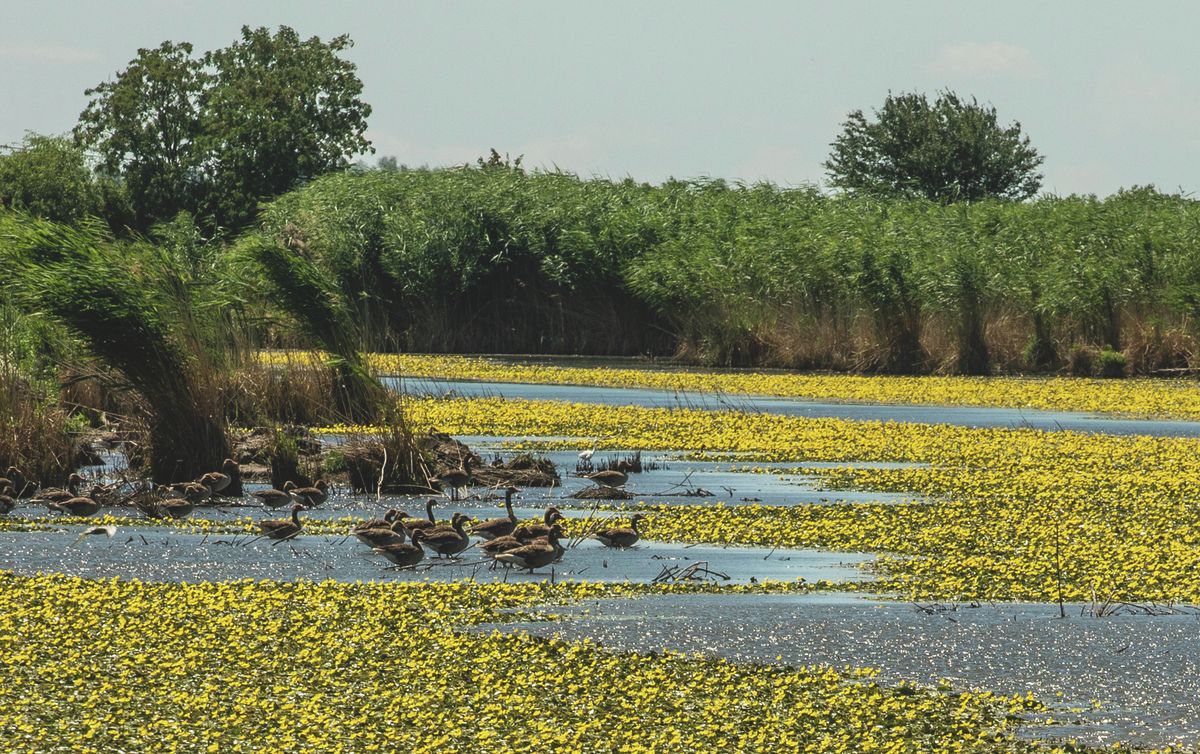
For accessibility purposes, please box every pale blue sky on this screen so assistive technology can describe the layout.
[3,1,1198,196]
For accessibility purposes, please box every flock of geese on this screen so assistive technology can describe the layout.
[0,460,647,574]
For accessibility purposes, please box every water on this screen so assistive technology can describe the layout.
[389,376,1200,437]
[495,592,1200,749]
[0,525,868,586]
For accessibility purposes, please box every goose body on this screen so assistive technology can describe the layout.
[259,504,304,540]
[495,525,564,572]
[585,469,628,489]
[419,514,471,558]
[198,459,238,493]
[594,514,646,548]
[0,493,14,515]
[159,499,195,520]
[514,507,565,542]
[354,519,408,547]
[354,508,402,533]
[35,473,87,504]
[252,487,292,509]
[373,529,426,567]
[289,479,329,508]
[164,481,211,505]
[470,487,519,540]
[49,496,101,517]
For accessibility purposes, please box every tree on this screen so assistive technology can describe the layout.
[0,133,102,224]
[74,27,372,231]
[75,41,205,229]
[824,91,1043,203]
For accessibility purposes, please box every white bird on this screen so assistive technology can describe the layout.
[71,525,117,546]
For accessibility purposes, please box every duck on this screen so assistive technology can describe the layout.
[470,487,519,540]
[585,469,628,489]
[49,491,102,517]
[373,529,426,568]
[354,519,409,548]
[252,485,293,509]
[419,513,471,558]
[495,525,565,573]
[513,506,565,542]
[593,513,646,548]
[258,503,305,540]
[288,479,329,508]
[401,499,439,533]
[33,473,87,504]
[198,458,239,494]
[434,458,472,501]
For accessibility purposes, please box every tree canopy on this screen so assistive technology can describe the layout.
[74,26,372,232]
[0,134,103,224]
[824,91,1044,203]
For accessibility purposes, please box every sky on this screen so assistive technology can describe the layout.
[2,0,1198,197]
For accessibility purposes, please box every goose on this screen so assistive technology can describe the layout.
[470,487,519,540]
[163,481,211,506]
[419,513,471,558]
[585,469,628,489]
[158,497,195,520]
[0,485,14,515]
[289,479,329,508]
[34,473,87,504]
[514,507,565,542]
[252,485,293,509]
[49,492,101,517]
[258,503,305,540]
[3,466,31,497]
[434,458,472,501]
[401,499,439,533]
[495,525,565,572]
[593,513,647,548]
[198,459,238,494]
[354,508,402,533]
[478,532,527,558]
[373,529,426,567]
[354,519,408,548]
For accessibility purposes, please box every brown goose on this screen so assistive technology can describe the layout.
[0,483,15,515]
[252,484,293,509]
[593,513,646,548]
[198,459,238,494]
[354,508,403,533]
[434,458,472,501]
[34,473,87,504]
[49,490,102,517]
[481,528,565,560]
[258,503,304,540]
[514,507,565,542]
[495,525,565,572]
[3,467,31,497]
[373,529,426,567]
[585,469,628,489]
[354,519,408,548]
[158,497,195,520]
[163,481,212,506]
[419,513,471,558]
[470,487,519,540]
[401,499,439,533]
[288,479,329,508]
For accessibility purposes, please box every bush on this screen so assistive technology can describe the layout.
[1097,347,1127,378]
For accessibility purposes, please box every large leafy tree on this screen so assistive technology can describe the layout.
[824,91,1043,203]
[0,133,103,224]
[75,41,204,228]
[198,26,373,228]
[75,27,371,231]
